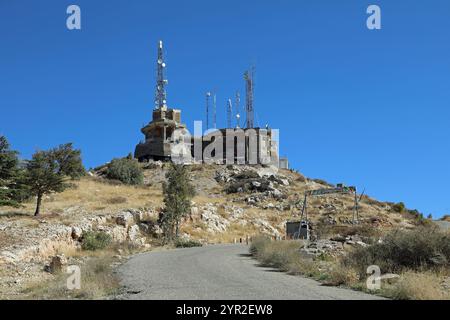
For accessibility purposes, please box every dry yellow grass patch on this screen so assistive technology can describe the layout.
[21,256,120,300]
[385,271,450,300]
[1,177,162,217]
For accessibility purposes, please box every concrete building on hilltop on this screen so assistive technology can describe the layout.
[135,41,281,167]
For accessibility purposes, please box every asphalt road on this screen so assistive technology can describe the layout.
[117,244,383,300]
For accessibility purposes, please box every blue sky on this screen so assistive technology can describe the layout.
[0,1,449,217]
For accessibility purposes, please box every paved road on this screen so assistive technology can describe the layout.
[117,244,383,300]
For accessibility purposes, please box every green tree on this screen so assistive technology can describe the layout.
[161,163,195,242]
[106,157,143,185]
[23,144,85,216]
[49,143,85,178]
[0,136,21,207]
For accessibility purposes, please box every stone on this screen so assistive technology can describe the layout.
[116,212,134,228]
[47,255,68,274]
[107,226,128,242]
[71,227,83,240]
[200,204,230,233]
[127,225,146,246]
[251,181,261,188]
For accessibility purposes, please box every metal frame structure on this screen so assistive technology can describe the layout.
[244,68,255,129]
[154,40,168,110]
[295,184,360,239]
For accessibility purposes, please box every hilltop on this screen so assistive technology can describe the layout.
[0,162,431,298]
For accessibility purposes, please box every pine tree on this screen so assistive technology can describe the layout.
[161,163,196,242]
[23,144,85,216]
[0,136,20,207]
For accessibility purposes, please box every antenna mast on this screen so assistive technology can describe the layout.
[235,91,241,128]
[155,40,168,110]
[227,99,233,128]
[206,92,211,129]
[244,67,255,128]
[213,93,217,129]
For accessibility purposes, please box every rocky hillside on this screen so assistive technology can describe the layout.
[0,162,425,298]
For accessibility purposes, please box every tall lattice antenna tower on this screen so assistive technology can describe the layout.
[154,40,168,110]
[206,92,211,129]
[235,91,241,128]
[244,68,255,128]
[227,99,233,128]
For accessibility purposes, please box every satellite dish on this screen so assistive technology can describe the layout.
[158,59,162,64]
[162,63,166,67]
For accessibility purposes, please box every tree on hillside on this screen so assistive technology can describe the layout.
[49,143,85,178]
[0,136,21,207]
[161,163,196,242]
[106,157,143,185]
[23,144,85,216]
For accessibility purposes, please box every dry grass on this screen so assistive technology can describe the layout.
[19,241,147,300]
[324,264,360,287]
[21,256,120,300]
[0,176,162,217]
[251,237,314,271]
[248,236,450,300]
[384,271,450,300]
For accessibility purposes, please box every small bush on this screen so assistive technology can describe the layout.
[106,158,143,185]
[81,231,112,251]
[392,202,405,213]
[344,226,450,276]
[324,265,359,287]
[249,235,271,255]
[174,239,203,248]
[107,196,127,204]
[250,237,304,270]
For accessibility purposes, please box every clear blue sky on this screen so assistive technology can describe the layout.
[1,1,449,217]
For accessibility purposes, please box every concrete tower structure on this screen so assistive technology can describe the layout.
[134,41,188,161]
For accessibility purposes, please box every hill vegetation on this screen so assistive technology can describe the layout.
[0,135,447,300]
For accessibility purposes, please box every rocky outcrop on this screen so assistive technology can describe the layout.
[198,203,230,233]
[0,207,158,267]
[215,165,289,200]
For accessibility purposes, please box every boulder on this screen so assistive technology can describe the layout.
[47,254,68,274]
[127,225,146,246]
[71,227,83,240]
[116,212,134,228]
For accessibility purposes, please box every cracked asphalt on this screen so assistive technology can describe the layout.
[117,244,384,300]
